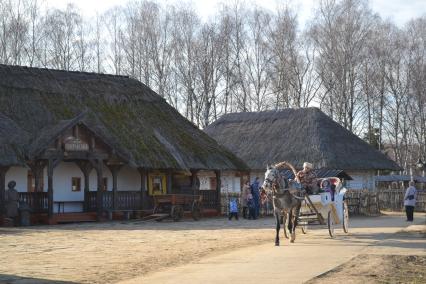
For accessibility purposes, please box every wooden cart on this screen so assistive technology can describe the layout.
[152,194,203,222]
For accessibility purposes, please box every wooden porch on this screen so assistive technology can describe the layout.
[17,189,220,224]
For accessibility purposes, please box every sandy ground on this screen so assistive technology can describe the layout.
[0,217,275,284]
[1,212,425,284]
[307,254,426,284]
[120,212,426,284]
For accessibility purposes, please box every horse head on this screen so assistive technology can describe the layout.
[263,165,287,195]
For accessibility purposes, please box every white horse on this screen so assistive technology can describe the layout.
[262,162,304,246]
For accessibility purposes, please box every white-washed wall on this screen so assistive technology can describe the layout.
[5,166,27,192]
[117,165,140,191]
[345,170,376,190]
[89,165,112,191]
[221,172,241,193]
[52,162,85,213]
[197,171,215,190]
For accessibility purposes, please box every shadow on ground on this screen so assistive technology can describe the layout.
[0,274,77,284]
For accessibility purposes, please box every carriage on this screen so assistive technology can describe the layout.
[296,177,349,238]
[148,194,203,222]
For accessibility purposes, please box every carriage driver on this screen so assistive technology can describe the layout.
[295,162,317,195]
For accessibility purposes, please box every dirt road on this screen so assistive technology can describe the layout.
[120,213,426,284]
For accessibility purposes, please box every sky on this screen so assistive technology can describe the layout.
[46,0,426,28]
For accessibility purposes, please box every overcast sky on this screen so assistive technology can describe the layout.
[46,0,426,28]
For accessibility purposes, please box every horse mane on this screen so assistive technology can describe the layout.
[274,161,298,178]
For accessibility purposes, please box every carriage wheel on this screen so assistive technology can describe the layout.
[191,201,202,221]
[327,211,335,238]
[342,201,349,233]
[171,205,184,222]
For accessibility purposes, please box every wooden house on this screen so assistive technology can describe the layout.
[0,64,248,225]
[204,108,402,190]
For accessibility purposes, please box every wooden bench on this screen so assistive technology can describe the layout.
[54,201,84,213]
[105,209,146,220]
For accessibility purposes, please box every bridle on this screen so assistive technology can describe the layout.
[264,167,305,200]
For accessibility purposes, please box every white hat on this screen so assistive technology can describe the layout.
[303,162,313,169]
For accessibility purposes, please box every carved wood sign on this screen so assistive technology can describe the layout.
[64,137,89,152]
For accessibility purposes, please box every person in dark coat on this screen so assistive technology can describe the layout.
[5,181,19,225]
[251,177,260,219]
[247,193,256,220]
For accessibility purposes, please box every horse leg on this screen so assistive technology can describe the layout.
[275,213,280,246]
[290,208,296,243]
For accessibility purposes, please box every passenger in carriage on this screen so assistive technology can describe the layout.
[296,162,317,195]
[321,179,335,201]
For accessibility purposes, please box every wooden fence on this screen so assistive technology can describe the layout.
[378,188,426,212]
[221,188,426,217]
[345,190,380,216]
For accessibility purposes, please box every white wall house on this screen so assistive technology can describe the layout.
[5,163,141,213]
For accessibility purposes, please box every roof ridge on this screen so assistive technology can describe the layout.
[0,64,130,79]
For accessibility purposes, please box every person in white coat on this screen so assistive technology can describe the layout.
[404,181,417,222]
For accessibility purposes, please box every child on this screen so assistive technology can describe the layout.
[228,198,239,220]
[247,193,256,220]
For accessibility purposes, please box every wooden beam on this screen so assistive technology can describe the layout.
[90,159,104,221]
[76,161,93,212]
[138,168,147,210]
[215,170,222,214]
[107,165,122,210]
[0,166,10,225]
[166,170,172,194]
[191,169,199,196]
[47,159,54,218]
[28,160,47,192]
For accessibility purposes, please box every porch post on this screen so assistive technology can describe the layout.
[215,170,222,214]
[47,159,54,218]
[76,161,93,212]
[0,166,10,225]
[191,169,199,196]
[94,160,103,221]
[107,165,122,210]
[28,160,47,192]
[138,168,147,210]
[166,170,172,194]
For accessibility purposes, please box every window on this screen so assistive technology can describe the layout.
[152,176,163,193]
[72,177,81,192]
[148,174,167,195]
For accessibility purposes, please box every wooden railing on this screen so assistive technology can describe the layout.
[18,192,48,213]
[115,191,141,210]
[86,191,98,212]
[86,191,142,211]
[200,190,217,209]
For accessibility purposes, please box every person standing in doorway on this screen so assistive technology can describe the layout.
[404,181,417,222]
[241,180,250,219]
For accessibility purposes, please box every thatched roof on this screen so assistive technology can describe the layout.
[204,108,401,171]
[0,64,247,170]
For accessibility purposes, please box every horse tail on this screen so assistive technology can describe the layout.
[274,161,298,178]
